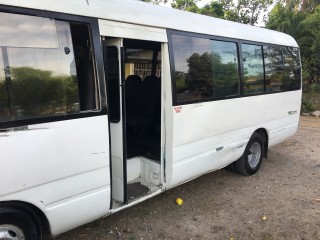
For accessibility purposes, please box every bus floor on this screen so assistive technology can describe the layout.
[126,132,160,162]
[127,177,160,203]
[111,177,160,209]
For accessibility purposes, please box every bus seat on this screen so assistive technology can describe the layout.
[140,75,161,160]
[125,75,142,115]
[126,75,160,135]
[138,75,160,123]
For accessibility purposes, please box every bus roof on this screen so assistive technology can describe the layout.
[0,0,298,47]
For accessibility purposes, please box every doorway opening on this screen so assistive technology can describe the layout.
[105,38,163,208]
[124,39,162,203]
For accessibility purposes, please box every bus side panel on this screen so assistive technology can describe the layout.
[1,167,110,235]
[168,91,301,187]
[0,115,111,235]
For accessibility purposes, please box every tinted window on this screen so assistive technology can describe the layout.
[242,44,264,95]
[212,40,239,97]
[105,46,120,123]
[0,13,97,123]
[172,35,212,102]
[264,46,284,92]
[172,35,239,103]
[283,47,301,91]
[0,47,10,121]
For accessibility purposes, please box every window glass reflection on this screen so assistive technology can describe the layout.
[212,40,239,97]
[0,15,81,122]
[172,35,240,102]
[264,46,283,92]
[284,47,301,91]
[0,12,58,48]
[173,35,212,102]
[0,48,10,121]
[242,44,264,95]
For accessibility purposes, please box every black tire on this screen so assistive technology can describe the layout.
[0,206,41,240]
[225,162,237,172]
[235,132,265,176]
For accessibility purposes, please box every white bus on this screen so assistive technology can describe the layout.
[0,0,301,239]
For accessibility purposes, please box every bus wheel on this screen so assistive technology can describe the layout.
[0,207,41,240]
[235,133,264,176]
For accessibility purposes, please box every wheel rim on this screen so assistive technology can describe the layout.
[248,142,261,169]
[0,225,25,240]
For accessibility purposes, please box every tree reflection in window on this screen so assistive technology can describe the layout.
[172,35,240,103]
[264,46,284,92]
[9,67,79,119]
[284,47,301,91]
[212,40,239,98]
[0,13,96,122]
[242,44,264,95]
[0,48,10,121]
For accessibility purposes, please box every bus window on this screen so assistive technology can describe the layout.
[242,44,264,95]
[71,23,98,111]
[171,35,240,103]
[211,40,240,98]
[0,13,97,123]
[0,48,10,121]
[172,35,213,102]
[264,46,284,92]
[284,47,301,91]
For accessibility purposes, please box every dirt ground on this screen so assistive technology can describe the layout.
[51,116,320,240]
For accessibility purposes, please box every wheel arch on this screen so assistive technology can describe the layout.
[0,200,50,237]
[254,128,269,158]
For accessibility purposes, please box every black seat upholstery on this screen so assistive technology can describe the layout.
[141,76,161,160]
[125,75,142,115]
[126,75,160,129]
[138,75,160,127]
[126,75,161,159]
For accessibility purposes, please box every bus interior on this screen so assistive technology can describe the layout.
[105,38,163,208]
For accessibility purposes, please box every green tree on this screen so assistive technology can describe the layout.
[301,6,320,83]
[220,0,274,25]
[198,2,224,18]
[279,0,320,12]
[138,0,224,19]
[138,0,168,4]
[171,0,200,11]
[266,2,320,84]
[266,3,308,42]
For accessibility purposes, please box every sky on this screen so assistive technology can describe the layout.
[196,0,212,7]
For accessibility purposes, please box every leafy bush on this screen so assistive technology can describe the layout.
[301,96,316,113]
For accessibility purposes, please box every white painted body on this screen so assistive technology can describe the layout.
[0,0,301,237]
[0,0,298,48]
[0,116,111,235]
[167,91,301,187]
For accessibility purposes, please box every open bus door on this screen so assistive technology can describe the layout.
[103,38,127,206]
